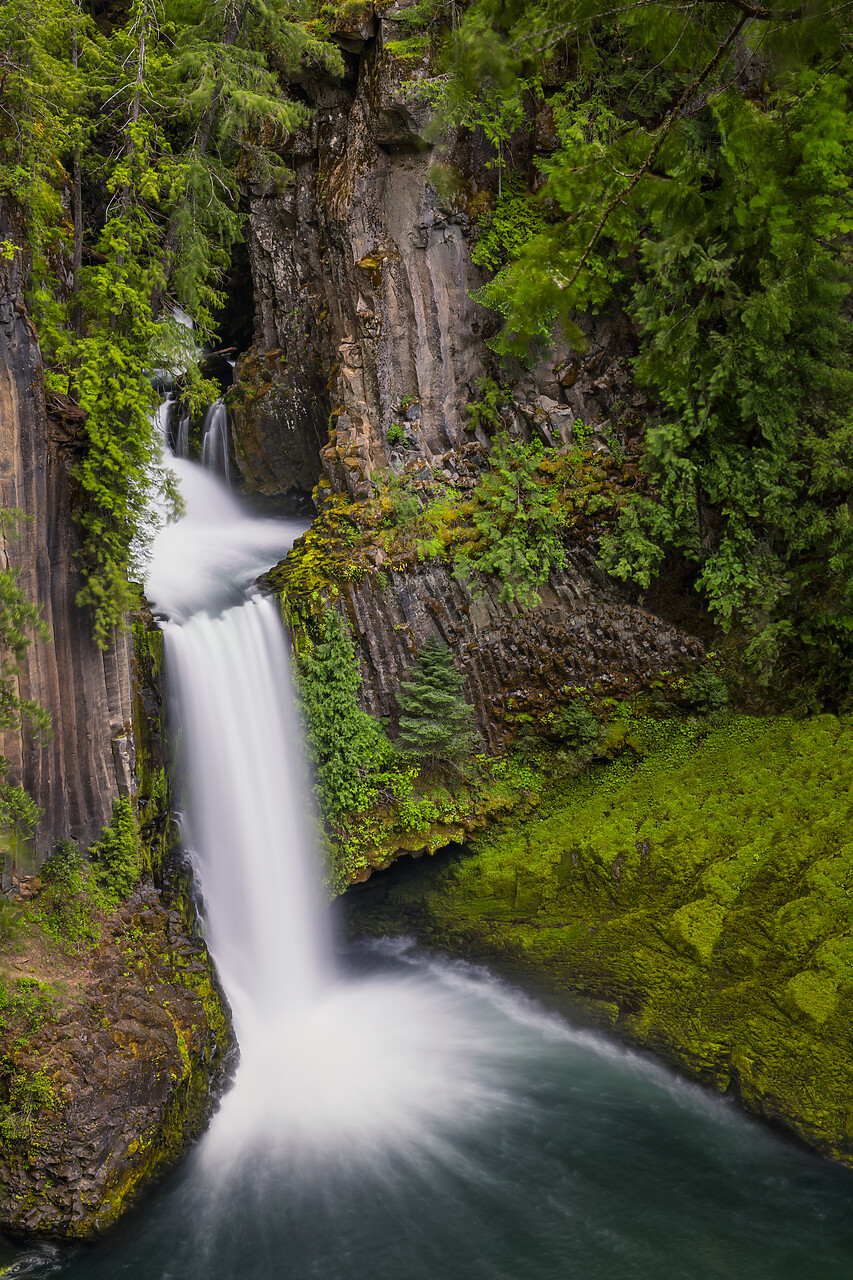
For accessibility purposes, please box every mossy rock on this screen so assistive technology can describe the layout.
[347,712,853,1165]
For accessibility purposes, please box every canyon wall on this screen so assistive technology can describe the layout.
[232,8,701,724]
[0,205,134,868]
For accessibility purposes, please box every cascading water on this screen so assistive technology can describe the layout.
[199,398,231,483]
[11,410,853,1280]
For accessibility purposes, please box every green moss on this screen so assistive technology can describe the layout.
[349,712,853,1164]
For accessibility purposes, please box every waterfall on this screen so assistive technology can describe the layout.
[166,599,329,1043]
[176,413,190,458]
[200,398,231,483]
[144,411,519,1165]
[16,400,849,1280]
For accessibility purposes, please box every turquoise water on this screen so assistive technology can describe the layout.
[7,941,853,1280]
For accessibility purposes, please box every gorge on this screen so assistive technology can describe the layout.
[2,0,853,1273]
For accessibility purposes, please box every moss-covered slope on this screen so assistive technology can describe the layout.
[348,713,853,1163]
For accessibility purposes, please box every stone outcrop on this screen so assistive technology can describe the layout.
[336,558,703,752]
[233,8,651,504]
[0,882,231,1238]
[240,13,704,749]
[0,205,133,867]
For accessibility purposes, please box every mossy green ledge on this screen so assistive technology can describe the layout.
[0,883,231,1239]
[347,713,853,1164]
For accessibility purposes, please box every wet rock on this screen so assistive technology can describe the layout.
[0,885,232,1240]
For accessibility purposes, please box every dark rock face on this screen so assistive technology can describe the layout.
[0,207,133,866]
[242,17,704,732]
[0,883,231,1238]
[236,17,652,504]
[337,559,703,752]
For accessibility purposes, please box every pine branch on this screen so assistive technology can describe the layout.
[555,9,750,297]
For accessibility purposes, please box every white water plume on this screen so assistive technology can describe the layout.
[145,413,524,1174]
[200,398,231,483]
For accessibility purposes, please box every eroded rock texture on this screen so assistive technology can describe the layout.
[237,11,702,723]
[0,207,133,865]
[233,8,651,504]
[0,883,230,1238]
[337,559,703,752]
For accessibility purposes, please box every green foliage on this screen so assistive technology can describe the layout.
[0,757,41,875]
[0,899,24,948]
[453,432,566,606]
[470,176,547,274]
[0,1064,59,1143]
[37,839,98,950]
[552,699,600,755]
[387,422,407,448]
[673,666,729,719]
[0,510,51,738]
[297,611,395,822]
[395,637,479,769]
[466,375,505,435]
[445,0,853,698]
[1,0,343,645]
[365,714,853,1159]
[90,798,142,907]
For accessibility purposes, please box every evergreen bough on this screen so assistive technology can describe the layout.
[396,638,479,769]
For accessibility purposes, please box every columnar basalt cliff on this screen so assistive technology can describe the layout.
[233,9,700,737]
[235,13,647,503]
[0,206,232,1240]
[0,206,133,866]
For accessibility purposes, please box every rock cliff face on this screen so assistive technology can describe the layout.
[0,881,230,1238]
[334,559,702,752]
[235,11,701,734]
[0,206,232,1240]
[0,206,133,867]
[234,7,649,508]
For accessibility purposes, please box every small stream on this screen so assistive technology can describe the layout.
[7,407,853,1279]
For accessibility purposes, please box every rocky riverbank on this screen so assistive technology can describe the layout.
[0,880,231,1238]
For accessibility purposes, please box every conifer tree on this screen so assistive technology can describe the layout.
[395,638,479,769]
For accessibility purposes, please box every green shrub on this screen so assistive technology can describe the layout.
[553,700,601,754]
[90,798,141,907]
[38,839,98,950]
[297,612,394,821]
[453,432,566,607]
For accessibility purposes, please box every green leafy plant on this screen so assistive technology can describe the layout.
[0,511,51,738]
[37,839,98,950]
[453,432,566,606]
[467,375,506,435]
[471,175,547,273]
[444,0,853,698]
[1,0,343,645]
[387,422,407,448]
[297,611,394,822]
[0,760,41,874]
[89,798,142,908]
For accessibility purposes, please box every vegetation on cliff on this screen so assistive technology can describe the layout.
[439,0,853,701]
[348,710,853,1163]
[0,0,342,644]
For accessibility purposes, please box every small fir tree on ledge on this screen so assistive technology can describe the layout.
[396,638,479,771]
